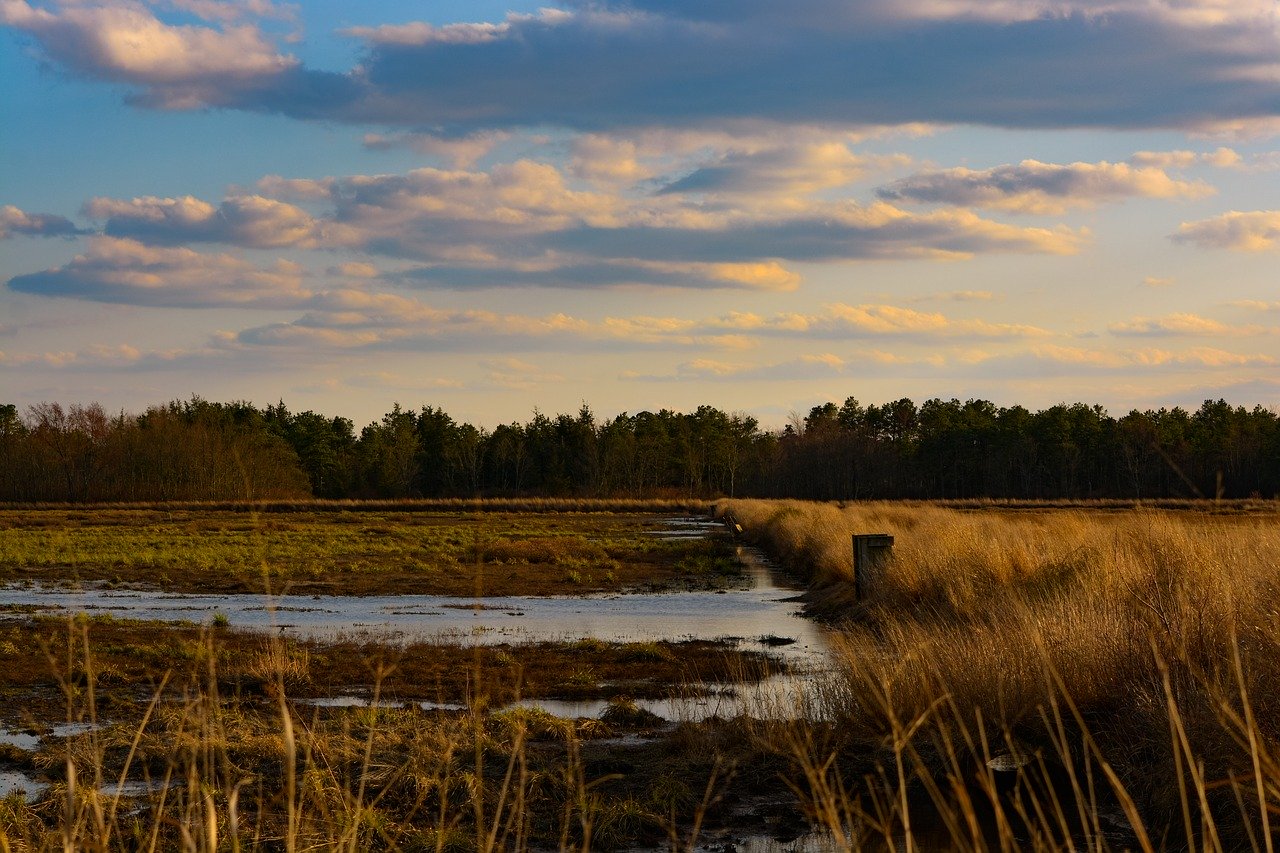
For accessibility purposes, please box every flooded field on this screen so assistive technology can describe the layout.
[0,507,842,850]
[5,499,1275,850]
[0,546,825,657]
[0,533,831,714]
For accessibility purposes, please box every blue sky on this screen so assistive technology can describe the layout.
[2,0,1278,428]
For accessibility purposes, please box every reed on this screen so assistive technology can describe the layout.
[721,498,1280,849]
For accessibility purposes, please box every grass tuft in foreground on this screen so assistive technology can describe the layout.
[0,617,799,851]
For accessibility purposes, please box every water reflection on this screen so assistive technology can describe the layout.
[292,671,821,724]
[0,770,46,800]
[0,524,829,671]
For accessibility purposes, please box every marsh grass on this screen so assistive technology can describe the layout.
[0,619,798,852]
[721,498,1280,850]
[0,618,782,720]
[0,506,737,596]
[0,498,713,515]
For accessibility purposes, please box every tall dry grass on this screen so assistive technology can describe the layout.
[720,498,1280,850]
[0,621,776,852]
[0,631,665,851]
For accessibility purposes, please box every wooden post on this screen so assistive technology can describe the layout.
[852,533,894,600]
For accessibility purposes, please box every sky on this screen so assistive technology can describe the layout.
[2,0,1279,430]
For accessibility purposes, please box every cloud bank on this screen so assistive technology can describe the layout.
[5,0,1278,132]
[72,157,1082,296]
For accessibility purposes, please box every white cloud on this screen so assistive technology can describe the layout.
[327,262,380,280]
[85,193,327,248]
[340,8,571,46]
[1190,117,1280,141]
[5,0,1278,134]
[5,236,311,307]
[160,0,297,24]
[1108,312,1274,337]
[0,0,295,107]
[343,372,464,391]
[1230,300,1280,313]
[912,290,997,302]
[622,354,849,383]
[569,135,651,185]
[151,295,1061,362]
[978,344,1277,374]
[0,340,232,370]
[658,143,908,198]
[0,204,83,239]
[1250,152,1280,171]
[79,159,1083,293]
[877,0,1279,27]
[362,131,511,168]
[708,303,1051,340]
[878,159,1214,214]
[480,357,566,389]
[1172,211,1280,251]
[1129,147,1242,169]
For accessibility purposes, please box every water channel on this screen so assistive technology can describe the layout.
[0,520,829,668]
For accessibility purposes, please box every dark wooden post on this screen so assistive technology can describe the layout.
[852,533,894,600]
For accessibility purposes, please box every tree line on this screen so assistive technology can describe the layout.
[1,396,1277,503]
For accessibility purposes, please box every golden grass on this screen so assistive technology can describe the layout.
[720,498,1280,850]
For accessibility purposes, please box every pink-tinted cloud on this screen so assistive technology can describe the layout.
[0,204,84,239]
[84,194,327,248]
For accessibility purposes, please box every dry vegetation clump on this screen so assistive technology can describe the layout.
[718,498,1280,850]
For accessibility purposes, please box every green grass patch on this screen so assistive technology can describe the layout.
[0,507,742,596]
